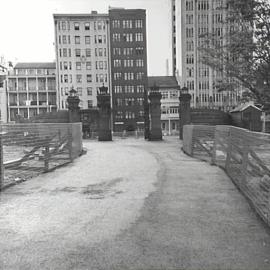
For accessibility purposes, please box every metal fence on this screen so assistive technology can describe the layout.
[183,124,270,226]
[0,123,82,190]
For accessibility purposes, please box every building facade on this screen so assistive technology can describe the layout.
[53,12,110,110]
[6,63,57,121]
[0,64,7,123]
[172,0,241,110]
[109,8,148,132]
[148,76,180,135]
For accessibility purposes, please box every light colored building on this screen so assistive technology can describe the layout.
[148,76,180,135]
[172,0,241,111]
[53,12,110,110]
[6,62,57,121]
[0,64,8,123]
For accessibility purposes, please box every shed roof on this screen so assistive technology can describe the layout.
[14,62,56,69]
[148,76,180,89]
[230,103,262,113]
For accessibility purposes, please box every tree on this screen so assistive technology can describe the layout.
[199,0,270,107]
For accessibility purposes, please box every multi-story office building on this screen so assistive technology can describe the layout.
[172,0,241,110]
[6,62,57,121]
[0,64,8,123]
[53,12,110,110]
[109,8,148,132]
[148,76,180,135]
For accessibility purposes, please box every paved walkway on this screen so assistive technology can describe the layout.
[0,137,270,270]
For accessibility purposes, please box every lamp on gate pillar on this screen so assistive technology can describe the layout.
[148,83,162,141]
[179,86,191,140]
[67,86,81,123]
[97,85,112,141]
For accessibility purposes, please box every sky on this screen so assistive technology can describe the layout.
[0,0,173,76]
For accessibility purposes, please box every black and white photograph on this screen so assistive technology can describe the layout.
[0,0,270,269]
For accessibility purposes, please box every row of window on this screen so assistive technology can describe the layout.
[112,33,144,42]
[113,59,144,68]
[58,35,106,45]
[59,61,107,71]
[112,19,143,29]
[113,72,145,81]
[115,110,144,120]
[161,107,179,114]
[113,47,144,56]
[62,48,106,58]
[114,85,145,94]
[60,73,108,84]
[115,97,144,106]
[58,20,106,31]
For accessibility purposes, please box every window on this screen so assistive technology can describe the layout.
[75,49,81,57]
[112,20,120,28]
[63,48,67,57]
[113,48,121,56]
[136,72,144,80]
[61,21,66,30]
[112,33,121,42]
[86,49,91,57]
[98,35,102,43]
[62,35,67,44]
[59,49,62,57]
[76,62,81,70]
[75,36,80,44]
[74,22,80,30]
[85,36,90,44]
[63,62,68,70]
[123,33,133,42]
[69,62,72,70]
[87,87,92,95]
[97,21,102,30]
[135,19,143,28]
[114,72,121,80]
[123,20,132,28]
[98,48,103,56]
[86,62,91,70]
[88,100,93,108]
[77,87,82,96]
[136,59,144,67]
[87,74,92,82]
[64,74,68,83]
[99,61,103,69]
[135,33,143,42]
[76,74,82,83]
[85,22,90,30]
[114,59,121,67]
[135,47,144,55]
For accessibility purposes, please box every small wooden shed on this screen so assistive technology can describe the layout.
[230,103,262,132]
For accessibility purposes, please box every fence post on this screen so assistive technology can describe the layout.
[211,127,217,165]
[44,137,50,172]
[68,127,73,162]
[241,139,249,186]
[0,134,3,190]
[225,128,232,171]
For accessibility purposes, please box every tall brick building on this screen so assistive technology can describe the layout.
[109,8,148,132]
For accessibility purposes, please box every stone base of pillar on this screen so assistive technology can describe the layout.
[149,129,162,141]
[98,130,112,141]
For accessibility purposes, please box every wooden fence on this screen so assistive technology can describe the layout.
[0,123,82,190]
[183,124,270,226]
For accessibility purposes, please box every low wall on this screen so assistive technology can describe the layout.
[183,124,270,227]
[190,109,231,125]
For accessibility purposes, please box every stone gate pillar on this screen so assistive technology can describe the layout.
[67,87,81,123]
[97,85,112,141]
[179,86,191,140]
[148,85,162,141]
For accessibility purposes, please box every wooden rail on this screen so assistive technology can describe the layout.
[183,125,270,226]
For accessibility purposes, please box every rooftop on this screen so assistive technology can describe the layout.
[14,62,56,69]
[230,102,262,113]
[148,76,180,89]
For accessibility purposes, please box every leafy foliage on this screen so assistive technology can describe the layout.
[199,0,270,107]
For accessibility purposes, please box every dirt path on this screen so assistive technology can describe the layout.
[0,137,269,270]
